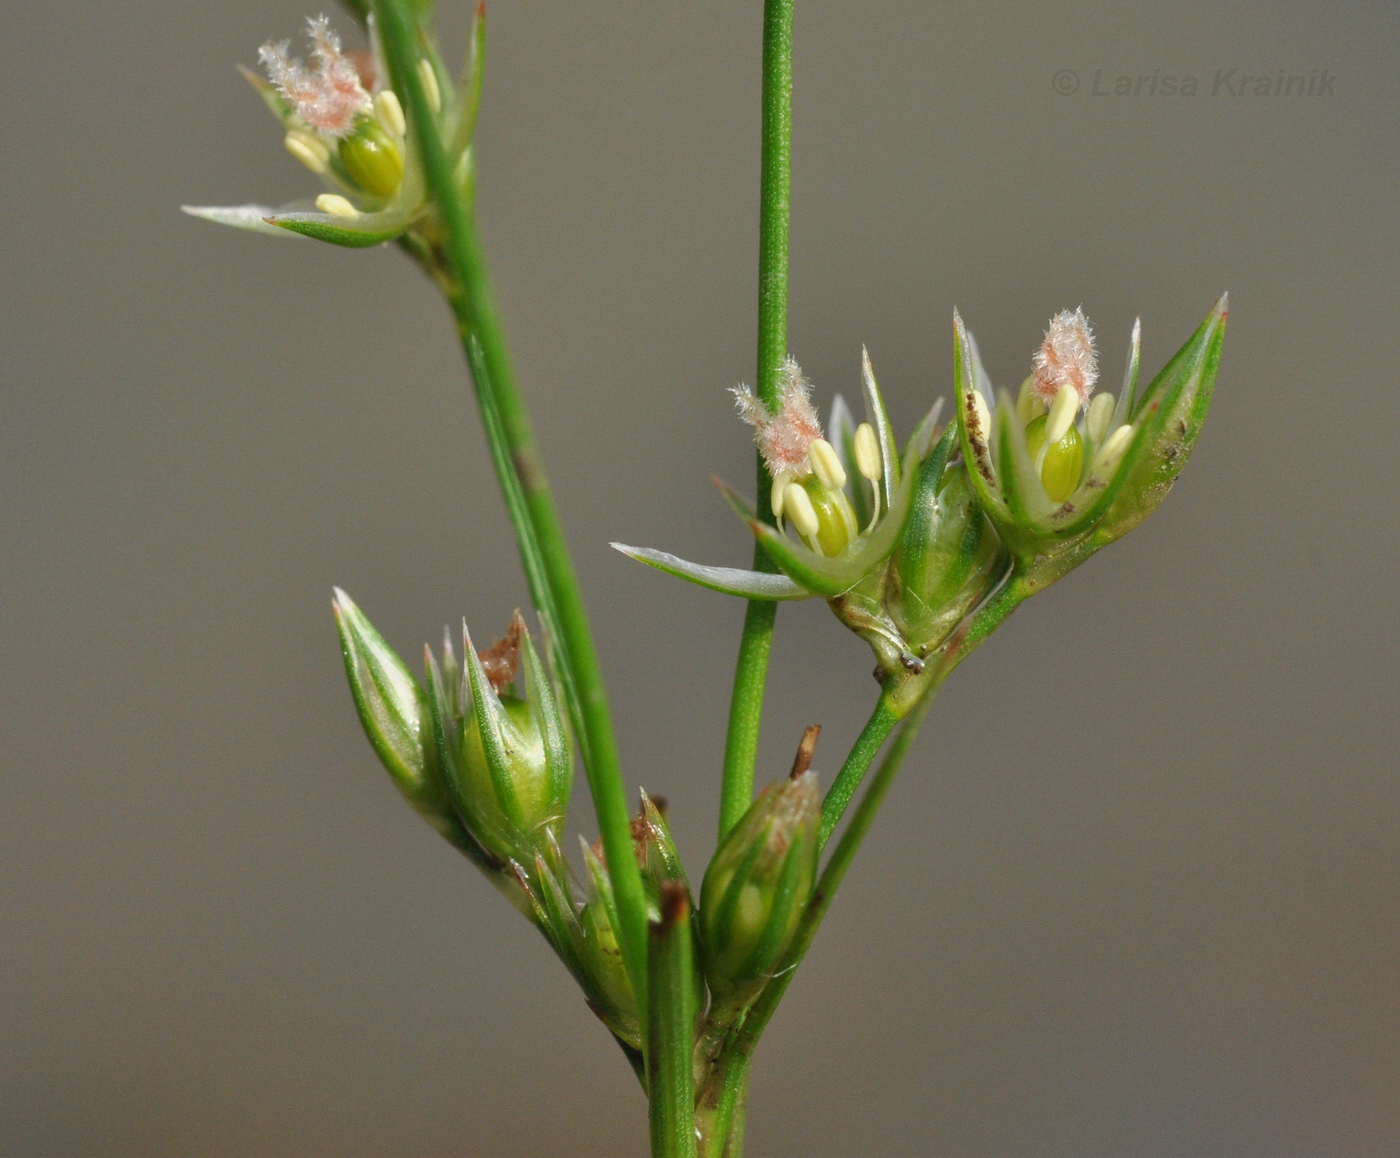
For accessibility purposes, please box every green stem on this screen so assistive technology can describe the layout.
[648,887,699,1158]
[373,0,650,1007]
[819,694,899,848]
[718,0,795,841]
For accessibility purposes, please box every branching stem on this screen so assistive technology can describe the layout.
[373,0,650,1009]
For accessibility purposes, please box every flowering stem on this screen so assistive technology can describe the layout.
[718,0,795,842]
[648,885,699,1158]
[818,694,900,849]
[372,0,650,1008]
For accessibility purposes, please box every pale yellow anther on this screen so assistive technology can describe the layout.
[853,423,881,482]
[374,89,407,137]
[1044,383,1079,446]
[284,129,330,174]
[784,482,820,541]
[808,438,847,491]
[969,390,992,443]
[315,193,360,218]
[1086,392,1116,445]
[770,472,791,522]
[1090,423,1135,474]
[418,59,442,114]
[1015,375,1043,425]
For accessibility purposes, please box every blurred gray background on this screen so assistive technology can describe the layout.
[3,1,1397,1155]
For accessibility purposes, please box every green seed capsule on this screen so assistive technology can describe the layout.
[699,770,819,1011]
[1025,413,1085,503]
[338,118,405,198]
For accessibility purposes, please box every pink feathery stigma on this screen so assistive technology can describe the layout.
[1031,308,1099,407]
[731,358,824,477]
[260,15,371,139]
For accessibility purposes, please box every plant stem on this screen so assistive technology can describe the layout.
[649,886,699,1158]
[373,0,650,1006]
[718,0,796,841]
[819,694,899,848]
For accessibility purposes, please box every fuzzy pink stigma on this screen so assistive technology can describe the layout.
[731,358,824,477]
[260,15,371,139]
[1031,308,1098,407]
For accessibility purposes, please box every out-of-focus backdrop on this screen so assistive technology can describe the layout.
[3,1,1397,1154]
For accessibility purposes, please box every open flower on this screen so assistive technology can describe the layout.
[183,9,484,248]
[613,349,940,601]
[954,295,1227,588]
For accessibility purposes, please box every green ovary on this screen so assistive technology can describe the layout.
[801,477,856,557]
[1025,414,1085,502]
[338,119,405,198]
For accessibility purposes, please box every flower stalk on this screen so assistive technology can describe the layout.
[369,0,650,1008]
[719,0,796,843]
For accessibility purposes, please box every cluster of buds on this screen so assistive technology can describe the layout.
[616,297,1226,707]
[185,8,484,248]
[332,592,571,886]
[334,589,709,1052]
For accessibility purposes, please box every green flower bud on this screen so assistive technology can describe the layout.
[633,790,690,913]
[700,769,819,1010]
[577,839,643,1050]
[337,117,405,199]
[888,456,1007,656]
[428,612,573,866]
[332,587,445,823]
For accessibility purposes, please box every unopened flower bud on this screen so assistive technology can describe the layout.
[700,768,819,1010]
[577,839,643,1049]
[889,454,1007,658]
[332,588,445,821]
[438,612,573,865]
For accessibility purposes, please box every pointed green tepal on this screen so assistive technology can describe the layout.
[440,612,573,867]
[332,588,441,817]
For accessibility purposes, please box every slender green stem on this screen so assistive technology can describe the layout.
[819,694,899,848]
[718,0,796,841]
[648,886,699,1158]
[373,0,649,1005]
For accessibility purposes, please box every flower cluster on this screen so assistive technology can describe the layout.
[184,9,484,248]
[617,297,1227,699]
